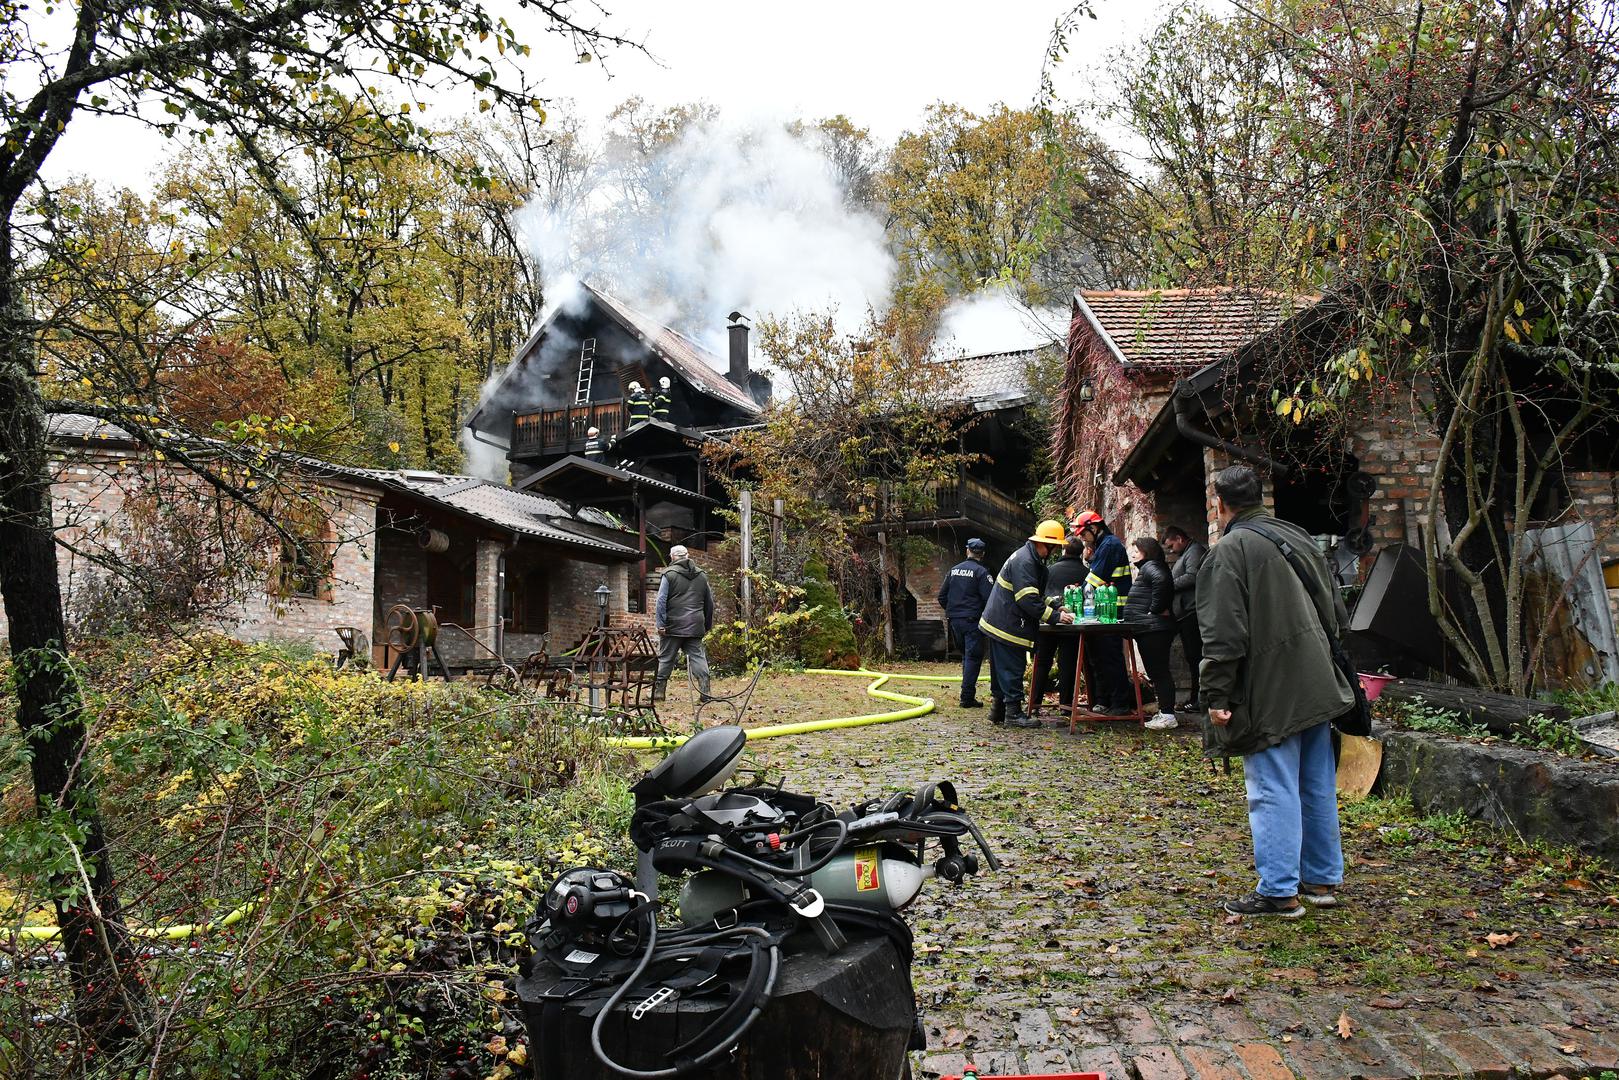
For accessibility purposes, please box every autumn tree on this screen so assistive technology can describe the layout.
[0,0,631,1061]
[883,102,1137,301]
[709,306,977,653]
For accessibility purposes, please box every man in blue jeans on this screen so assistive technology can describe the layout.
[1197,466,1354,917]
[937,538,993,707]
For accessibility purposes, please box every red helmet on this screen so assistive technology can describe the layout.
[1072,509,1105,530]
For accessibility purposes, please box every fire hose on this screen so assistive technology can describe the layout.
[607,668,982,751]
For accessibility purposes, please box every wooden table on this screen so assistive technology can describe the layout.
[1031,621,1149,731]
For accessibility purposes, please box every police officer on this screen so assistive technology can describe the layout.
[1073,509,1134,714]
[937,538,993,708]
[654,376,673,422]
[584,426,603,459]
[627,380,652,424]
[979,520,1076,728]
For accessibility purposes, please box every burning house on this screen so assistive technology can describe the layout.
[464,283,770,614]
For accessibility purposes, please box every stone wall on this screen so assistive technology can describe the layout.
[1380,727,1619,868]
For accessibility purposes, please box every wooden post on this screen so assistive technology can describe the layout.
[772,497,785,578]
[739,489,753,625]
[876,488,893,657]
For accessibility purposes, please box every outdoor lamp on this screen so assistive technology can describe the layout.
[1078,379,1095,403]
[595,582,610,626]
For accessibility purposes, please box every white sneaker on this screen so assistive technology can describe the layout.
[1144,712,1178,731]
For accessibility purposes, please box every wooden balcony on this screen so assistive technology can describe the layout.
[512,402,625,456]
[861,476,1035,542]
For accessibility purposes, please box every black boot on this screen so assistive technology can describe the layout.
[988,698,1005,725]
[1006,707,1040,729]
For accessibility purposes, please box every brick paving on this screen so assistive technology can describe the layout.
[737,668,1619,1080]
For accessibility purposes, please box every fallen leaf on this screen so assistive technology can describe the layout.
[1281,1035,1293,1044]
[1220,987,1242,1005]
[1560,1043,1581,1055]
[1337,1010,1354,1040]
[942,1028,967,1048]
[1223,914,1242,925]
[1104,944,1120,955]
[1485,931,1520,948]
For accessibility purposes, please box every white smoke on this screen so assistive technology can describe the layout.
[515,118,894,354]
[935,284,1066,358]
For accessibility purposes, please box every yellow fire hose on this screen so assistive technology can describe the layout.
[607,667,978,751]
[11,899,257,944]
[8,670,976,943]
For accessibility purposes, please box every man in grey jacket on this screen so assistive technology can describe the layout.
[654,544,715,701]
[1163,525,1208,710]
[1198,466,1353,918]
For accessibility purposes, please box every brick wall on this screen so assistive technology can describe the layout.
[0,449,379,655]
[1350,383,1441,550]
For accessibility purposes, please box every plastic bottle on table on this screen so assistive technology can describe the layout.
[1082,582,1096,622]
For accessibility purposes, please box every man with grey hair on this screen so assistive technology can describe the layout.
[1198,465,1353,918]
[653,544,714,701]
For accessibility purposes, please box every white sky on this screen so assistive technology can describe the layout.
[40,0,1187,189]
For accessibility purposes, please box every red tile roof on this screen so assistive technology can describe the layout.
[1074,289,1319,372]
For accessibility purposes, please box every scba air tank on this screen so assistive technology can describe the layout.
[809,846,931,910]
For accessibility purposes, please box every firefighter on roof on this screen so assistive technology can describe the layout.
[654,376,673,422]
[627,380,652,424]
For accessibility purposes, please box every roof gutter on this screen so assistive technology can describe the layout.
[1171,386,1290,478]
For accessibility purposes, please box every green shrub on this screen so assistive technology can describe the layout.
[799,560,859,668]
[1388,697,1490,738]
[0,633,635,1078]
[1511,713,1586,756]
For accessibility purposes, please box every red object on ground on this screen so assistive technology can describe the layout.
[940,1072,1105,1080]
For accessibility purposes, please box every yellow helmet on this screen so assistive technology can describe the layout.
[1029,519,1066,545]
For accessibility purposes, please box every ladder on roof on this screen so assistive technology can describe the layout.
[574,338,597,404]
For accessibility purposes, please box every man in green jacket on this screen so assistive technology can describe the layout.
[1197,465,1354,918]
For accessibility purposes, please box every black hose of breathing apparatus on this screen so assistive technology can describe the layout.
[588,909,780,1079]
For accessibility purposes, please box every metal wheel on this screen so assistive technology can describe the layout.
[385,604,420,650]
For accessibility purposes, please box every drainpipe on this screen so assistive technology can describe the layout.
[1172,389,1290,478]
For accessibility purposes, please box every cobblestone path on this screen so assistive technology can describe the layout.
[724,667,1619,1080]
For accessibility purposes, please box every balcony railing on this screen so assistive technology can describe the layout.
[512,402,625,456]
[856,476,1035,538]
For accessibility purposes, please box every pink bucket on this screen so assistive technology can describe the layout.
[1358,672,1395,702]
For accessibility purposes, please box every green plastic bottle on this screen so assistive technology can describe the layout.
[1104,584,1118,623]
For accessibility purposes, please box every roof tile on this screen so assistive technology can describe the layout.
[1075,288,1318,371]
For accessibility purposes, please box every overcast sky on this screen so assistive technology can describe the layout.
[41,0,1187,189]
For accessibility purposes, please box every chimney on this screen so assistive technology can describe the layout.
[726,311,750,387]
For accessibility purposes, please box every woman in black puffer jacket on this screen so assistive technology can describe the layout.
[1123,537,1178,729]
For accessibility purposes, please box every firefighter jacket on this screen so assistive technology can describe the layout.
[653,387,672,420]
[627,389,652,424]
[937,558,992,620]
[1085,531,1133,596]
[978,541,1061,650]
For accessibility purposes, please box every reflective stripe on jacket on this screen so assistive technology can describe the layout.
[978,540,1059,650]
[1084,531,1133,595]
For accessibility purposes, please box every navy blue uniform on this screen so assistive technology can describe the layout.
[980,541,1064,716]
[1085,532,1133,595]
[1085,528,1134,709]
[938,557,992,704]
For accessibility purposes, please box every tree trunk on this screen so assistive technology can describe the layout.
[0,233,148,1062]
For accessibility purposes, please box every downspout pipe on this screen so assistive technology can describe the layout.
[1172,387,1290,478]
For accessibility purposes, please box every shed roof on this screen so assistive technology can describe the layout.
[1074,289,1318,373]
